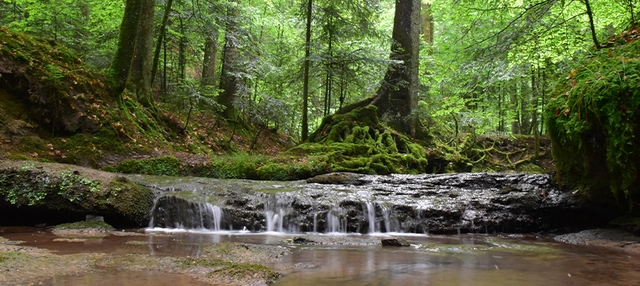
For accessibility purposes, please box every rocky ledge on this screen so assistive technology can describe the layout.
[147,172,608,234]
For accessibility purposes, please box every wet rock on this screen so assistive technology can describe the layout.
[306,172,369,185]
[146,173,602,234]
[381,237,410,247]
[555,229,640,253]
[287,236,316,244]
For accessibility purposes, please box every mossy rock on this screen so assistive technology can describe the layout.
[0,163,155,226]
[54,220,115,232]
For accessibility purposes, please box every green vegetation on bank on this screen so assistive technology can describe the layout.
[545,27,640,212]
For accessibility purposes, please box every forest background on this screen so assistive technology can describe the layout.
[0,0,638,209]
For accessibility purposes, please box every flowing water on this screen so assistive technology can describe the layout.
[2,227,640,286]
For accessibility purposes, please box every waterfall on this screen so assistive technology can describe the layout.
[265,209,284,232]
[326,207,345,233]
[365,202,376,233]
[149,195,225,230]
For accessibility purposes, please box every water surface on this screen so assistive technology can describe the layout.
[2,227,638,286]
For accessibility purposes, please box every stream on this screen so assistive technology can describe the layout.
[1,172,636,285]
[2,227,640,285]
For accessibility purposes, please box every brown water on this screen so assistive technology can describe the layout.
[2,227,640,286]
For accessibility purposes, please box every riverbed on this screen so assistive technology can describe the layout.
[1,227,639,285]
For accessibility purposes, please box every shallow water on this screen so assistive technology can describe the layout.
[2,227,639,286]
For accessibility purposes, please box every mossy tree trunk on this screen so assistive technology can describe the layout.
[373,0,420,137]
[108,0,142,102]
[218,0,241,120]
[129,0,155,109]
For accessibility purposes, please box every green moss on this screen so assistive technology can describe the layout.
[256,163,289,181]
[545,34,640,210]
[104,180,155,224]
[55,220,114,230]
[209,263,280,281]
[0,251,28,263]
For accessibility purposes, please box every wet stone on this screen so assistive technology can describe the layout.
[381,237,410,247]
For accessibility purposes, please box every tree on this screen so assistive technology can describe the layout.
[108,0,143,102]
[372,0,421,136]
[129,0,155,108]
[217,0,241,119]
[301,0,313,140]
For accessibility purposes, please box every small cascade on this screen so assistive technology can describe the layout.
[265,209,284,232]
[150,195,225,230]
[326,207,346,233]
[380,204,398,233]
[365,202,376,233]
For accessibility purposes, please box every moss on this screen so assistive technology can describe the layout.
[209,263,280,282]
[545,31,640,210]
[0,251,28,263]
[104,156,184,176]
[196,154,268,179]
[55,220,114,230]
[104,180,155,224]
[256,163,289,181]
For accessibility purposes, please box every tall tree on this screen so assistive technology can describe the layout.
[301,0,313,141]
[217,0,241,119]
[129,0,155,108]
[201,30,219,88]
[373,0,421,136]
[108,0,143,102]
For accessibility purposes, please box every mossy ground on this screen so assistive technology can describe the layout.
[0,28,292,170]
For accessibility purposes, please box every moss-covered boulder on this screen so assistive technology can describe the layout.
[0,161,155,226]
[545,28,640,212]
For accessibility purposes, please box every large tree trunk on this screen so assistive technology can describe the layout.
[108,0,143,102]
[301,0,313,141]
[373,0,421,136]
[129,0,155,108]
[201,30,219,88]
[217,0,241,119]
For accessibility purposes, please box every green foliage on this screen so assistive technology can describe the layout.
[104,156,183,176]
[545,34,640,209]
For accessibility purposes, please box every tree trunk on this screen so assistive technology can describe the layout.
[301,0,312,141]
[129,0,155,108]
[218,0,241,119]
[108,0,142,102]
[583,0,600,49]
[373,0,421,136]
[201,30,219,88]
[152,0,173,86]
[421,3,434,44]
